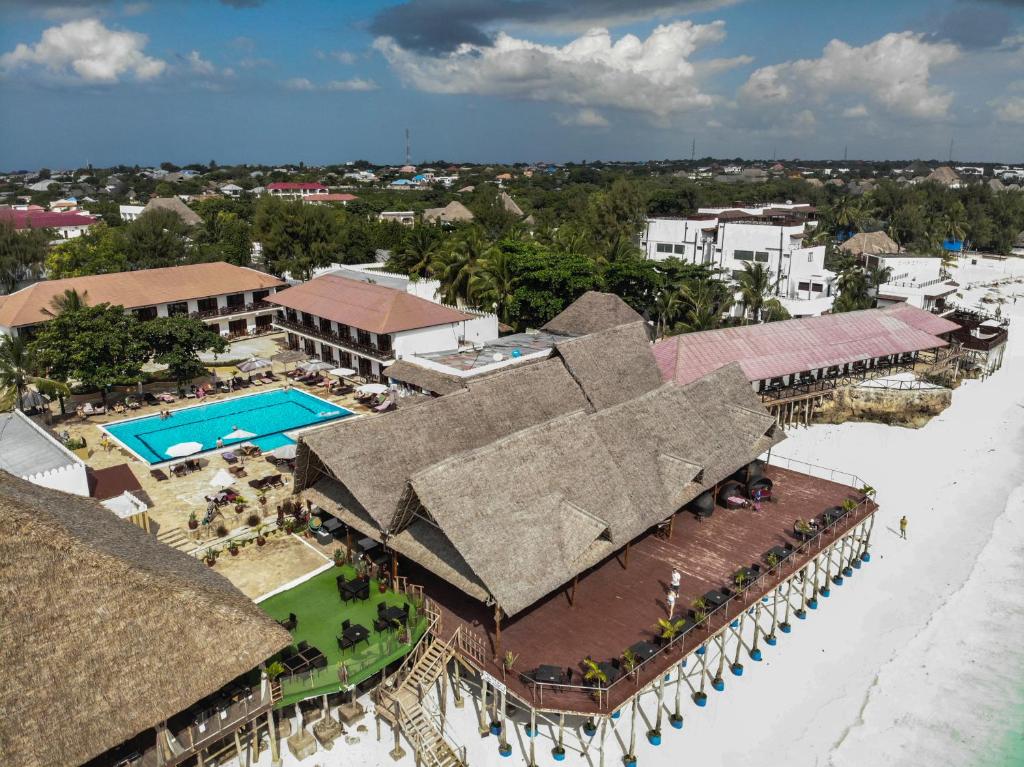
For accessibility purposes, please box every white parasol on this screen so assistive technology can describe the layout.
[224,428,256,440]
[356,383,389,396]
[328,367,356,378]
[209,469,236,488]
[165,441,203,458]
[271,443,298,460]
[237,357,272,373]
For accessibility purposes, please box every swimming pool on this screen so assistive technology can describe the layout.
[103,388,352,465]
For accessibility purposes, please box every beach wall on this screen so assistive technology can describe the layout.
[816,385,952,427]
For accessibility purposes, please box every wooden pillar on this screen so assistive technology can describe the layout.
[478,678,489,734]
[667,513,675,540]
[628,697,638,761]
[391,551,398,584]
[714,633,727,684]
[781,578,793,630]
[750,603,762,659]
[266,710,280,767]
[499,688,509,750]
[453,660,464,708]
[673,660,684,722]
[557,712,565,754]
[234,729,244,767]
[655,674,665,733]
[493,604,503,660]
[822,546,833,589]
[390,699,406,761]
[732,611,746,669]
[599,716,607,767]
[529,707,537,767]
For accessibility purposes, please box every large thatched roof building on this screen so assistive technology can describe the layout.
[542,291,646,337]
[0,473,290,767]
[297,321,781,617]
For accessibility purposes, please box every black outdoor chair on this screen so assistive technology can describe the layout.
[297,640,309,653]
[373,617,390,633]
[342,619,351,632]
[377,601,387,613]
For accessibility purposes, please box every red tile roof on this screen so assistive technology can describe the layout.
[268,274,472,334]
[653,306,960,385]
[0,209,96,230]
[266,182,327,190]
[0,262,285,329]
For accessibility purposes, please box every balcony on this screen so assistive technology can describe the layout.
[189,300,274,321]
[275,317,395,361]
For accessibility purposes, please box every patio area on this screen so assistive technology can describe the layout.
[258,565,429,707]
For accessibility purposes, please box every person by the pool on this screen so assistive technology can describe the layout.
[216,437,224,449]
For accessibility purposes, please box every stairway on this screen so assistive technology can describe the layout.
[157,527,195,553]
[379,637,463,767]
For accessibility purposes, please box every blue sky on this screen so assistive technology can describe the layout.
[0,0,1022,169]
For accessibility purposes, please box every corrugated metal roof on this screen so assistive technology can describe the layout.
[654,305,958,385]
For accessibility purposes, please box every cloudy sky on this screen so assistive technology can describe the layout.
[0,0,1022,168]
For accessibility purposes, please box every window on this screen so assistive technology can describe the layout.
[755,251,769,263]
[808,252,814,262]
[134,306,157,321]
[673,244,686,254]
[735,250,754,261]
[226,292,245,308]
[377,334,392,353]
[357,329,372,347]
[252,289,270,302]
[798,281,811,292]
[656,243,673,253]
[167,301,188,316]
[197,297,217,313]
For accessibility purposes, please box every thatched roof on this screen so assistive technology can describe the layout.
[0,472,290,767]
[839,231,900,256]
[554,321,662,410]
[498,191,523,217]
[423,200,475,224]
[926,166,960,186]
[542,291,646,337]
[298,357,591,529]
[386,359,467,396]
[402,364,780,615]
[143,196,203,226]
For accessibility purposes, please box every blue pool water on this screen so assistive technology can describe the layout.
[104,388,352,464]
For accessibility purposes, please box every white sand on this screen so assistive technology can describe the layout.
[251,258,1024,767]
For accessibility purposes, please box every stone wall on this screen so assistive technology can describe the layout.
[816,384,952,428]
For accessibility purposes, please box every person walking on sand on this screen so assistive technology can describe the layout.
[899,515,908,539]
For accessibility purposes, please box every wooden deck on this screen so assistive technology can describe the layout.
[401,464,877,715]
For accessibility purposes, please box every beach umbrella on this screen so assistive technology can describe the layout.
[328,367,356,378]
[209,469,235,488]
[224,428,256,440]
[356,383,389,396]
[101,491,147,519]
[237,357,272,373]
[272,350,307,364]
[271,443,297,460]
[165,441,203,458]
[300,359,333,373]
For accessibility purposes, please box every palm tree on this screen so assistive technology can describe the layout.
[396,226,438,278]
[832,267,872,313]
[468,249,517,325]
[736,261,772,323]
[582,658,609,688]
[866,264,893,306]
[676,281,732,333]
[42,288,88,317]
[831,196,864,237]
[656,617,687,642]
[653,289,681,338]
[0,334,67,412]
[433,228,491,304]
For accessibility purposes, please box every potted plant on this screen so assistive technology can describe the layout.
[621,648,639,678]
[859,484,876,500]
[691,597,710,628]
[734,570,750,590]
[656,616,686,648]
[188,512,199,530]
[246,512,260,528]
[228,540,240,556]
[204,547,219,567]
[266,660,285,681]
[234,496,247,514]
[794,518,813,541]
[582,658,608,689]
[333,549,345,567]
[766,551,780,570]
[501,650,519,682]
[337,661,349,685]
[215,524,229,538]
[841,498,858,515]
[582,718,598,737]
[256,525,268,546]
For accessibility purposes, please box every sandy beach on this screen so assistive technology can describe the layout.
[254,258,1024,767]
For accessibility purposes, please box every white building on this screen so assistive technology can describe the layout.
[0,208,97,240]
[265,182,329,198]
[119,204,145,222]
[0,409,89,497]
[378,211,416,225]
[268,274,499,383]
[642,203,834,317]
[0,262,286,340]
[866,253,957,313]
[220,183,243,198]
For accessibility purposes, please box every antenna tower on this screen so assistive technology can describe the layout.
[405,128,411,165]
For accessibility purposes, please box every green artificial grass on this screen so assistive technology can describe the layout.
[259,564,427,707]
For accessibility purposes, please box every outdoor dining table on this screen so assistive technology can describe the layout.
[339,577,369,602]
[628,640,659,663]
[703,589,728,609]
[357,537,379,552]
[379,605,408,624]
[339,623,370,650]
[735,565,758,584]
[533,665,564,685]
[766,545,793,562]
[597,661,621,684]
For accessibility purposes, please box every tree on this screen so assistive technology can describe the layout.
[45,223,129,278]
[468,248,517,325]
[389,225,440,277]
[676,280,733,333]
[865,264,893,306]
[654,290,682,339]
[736,261,773,323]
[832,267,872,313]
[504,242,601,330]
[601,257,663,316]
[31,305,151,405]
[253,197,339,279]
[142,315,227,389]
[0,334,68,412]
[121,208,190,269]
[42,288,89,317]
[0,221,49,293]
[760,298,791,323]
[433,228,492,304]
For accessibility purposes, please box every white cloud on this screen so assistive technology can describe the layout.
[315,49,357,65]
[123,2,151,16]
[842,104,869,118]
[740,32,959,119]
[0,18,165,83]
[186,50,215,76]
[556,108,609,127]
[995,96,1024,123]
[375,21,748,118]
[326,77,378,92]
[284,77,315,91]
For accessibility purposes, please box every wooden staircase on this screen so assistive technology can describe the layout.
[378,635,464,767]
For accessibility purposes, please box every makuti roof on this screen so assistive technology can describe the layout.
[653,305,959,385]
[542,291,646,337]
[0,472,290,767]
[142,196,203,226]
[267,274,472,334]
[0,262,285,329]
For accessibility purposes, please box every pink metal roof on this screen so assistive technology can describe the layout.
[266,182,327,190]
[654,306,955,385]
[0,209,96,229]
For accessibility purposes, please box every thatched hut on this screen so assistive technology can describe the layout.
[0,472,290,767]
[542,291,646,337]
